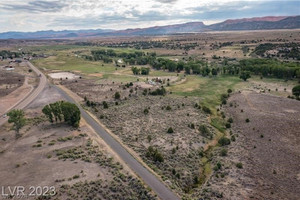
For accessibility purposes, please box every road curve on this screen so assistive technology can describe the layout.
[54,86,180,200]
[0,61,47,126]
[1,60,180,200]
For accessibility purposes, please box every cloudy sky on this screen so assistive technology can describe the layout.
[0,0,299,32]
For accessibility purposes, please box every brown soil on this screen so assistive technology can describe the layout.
[0,71,24,97]
[203,91,300,199]
[0,86,156,200]
[62,78,217,197]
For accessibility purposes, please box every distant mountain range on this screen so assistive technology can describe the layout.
[0,16,299,39]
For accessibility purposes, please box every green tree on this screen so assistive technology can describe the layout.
[141,67,150,75]
[218,137,231,146]
[211,68,218,76]
[42,101,81,128]
[7,109,26,136]
[49,101,63,122]
[42,105,53,123]
[239,71,251,81]
[184,65,191,74]
[177,61,185,72]
[61,102,81,128]
[131,67,140,75]
[292,85,300,97]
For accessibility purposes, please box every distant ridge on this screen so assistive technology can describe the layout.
[0,29,113,39]
[207,16,299,31]
[0,16,299,39]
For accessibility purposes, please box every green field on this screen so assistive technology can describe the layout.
[169,75,245,112]
[31,46,180,83]
[32,52,117,74]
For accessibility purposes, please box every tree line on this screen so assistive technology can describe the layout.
[239,59,300,79]
[42,101,81,128]
[84,49,299,80]
[0,50,22,59]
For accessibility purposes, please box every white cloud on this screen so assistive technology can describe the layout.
[0,0,298,32]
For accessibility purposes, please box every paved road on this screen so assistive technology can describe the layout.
[0,61,47,126]
[1,60,180,200]
[54,85,180,200]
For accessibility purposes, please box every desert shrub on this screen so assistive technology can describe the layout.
[221,112,226,119]
[236,162,243,169]
[225,123,231,128]
[199,124,210,137]
[103,101,108,109]
[114,92,121,100]
[227,89,232,93]
[147,135,152,142]
[227,117,233,123]
[213,162,222,171]
[245,118,250,123]
[166,105,172,110]
[73,175,80,179]
[202,106,211,114]
[231,135,236,141]
[220,148,227,156]
[146,146,164,162]
[149,87,166,96]
[144,108,149,114]
[167,127,174,133]
[172,168,176,175]
[190,123,195,129]
[172,148,176,154]
[292,85,300,97]
[142,89,148,95]
[218,137,231,146]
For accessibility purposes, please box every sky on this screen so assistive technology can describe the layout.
[0,0,299,32]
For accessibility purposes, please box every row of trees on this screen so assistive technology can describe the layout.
[42,101,81,128]
[85,48,299,80]
[132,67,150,75]
[0,50,22,59]
[85,49,156,65]
[6,101,81,137]
[239,59,300,79]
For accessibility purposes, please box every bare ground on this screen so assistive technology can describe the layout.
[62,79,218,197]
[202,91,300,200]
[0,86,156,200]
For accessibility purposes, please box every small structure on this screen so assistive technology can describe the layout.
[4,66,15,71]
